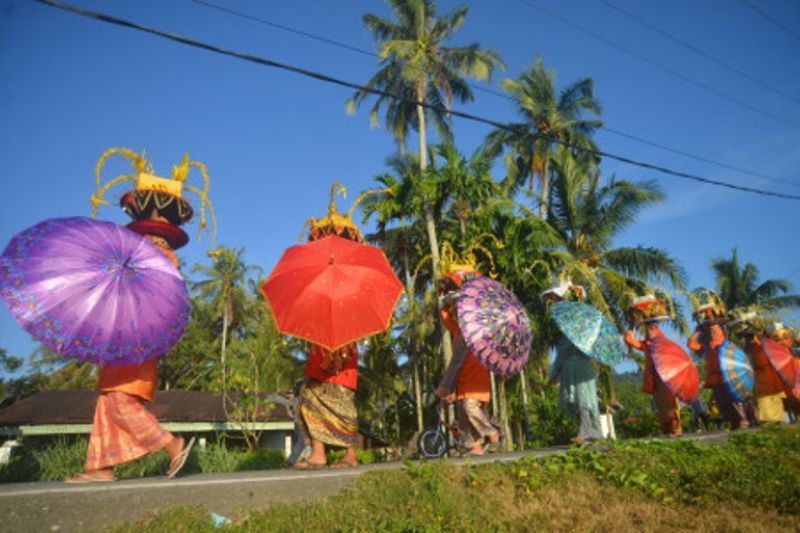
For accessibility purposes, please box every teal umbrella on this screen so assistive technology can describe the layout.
[550,301,624,365]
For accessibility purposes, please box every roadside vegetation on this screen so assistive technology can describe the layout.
[109,426,800,532]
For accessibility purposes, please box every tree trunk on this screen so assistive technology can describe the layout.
[498,376,513,451]
[404,258,425,434]
[221,299,229,392]
[416,96,453,368]
[539,157,550,219]
[489,372,498,419]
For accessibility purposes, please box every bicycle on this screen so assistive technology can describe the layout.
[417,401,464,459]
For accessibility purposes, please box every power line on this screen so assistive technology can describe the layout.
[597,0,800,106]
[188,0,800,189]
[33,0,800,203]
[513,0,800,129]
[739,0,800,44]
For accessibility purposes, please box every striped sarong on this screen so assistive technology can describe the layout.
[85,391,172,470]
[298,380,359,448]
[455,398,498,447]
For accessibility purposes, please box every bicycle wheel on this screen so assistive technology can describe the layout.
[417,428,448,459]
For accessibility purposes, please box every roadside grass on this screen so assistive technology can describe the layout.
[0,439,285,482]
[111,426,800,532]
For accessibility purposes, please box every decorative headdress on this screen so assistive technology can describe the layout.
[725,307,764,336]
[688,288,727,323]
[540,278,586,302]
[435,235,502,292]
[766,321,791,341]
[627,294,670,324]
[91,148,217,249]
[304,181,387,242]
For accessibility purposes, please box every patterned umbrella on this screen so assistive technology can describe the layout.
[0,217,190,365]
[761,338,799,400]
[651,336,700,402]
[455,277,532,376]
[718,340,754,403]
[550,301,624,366]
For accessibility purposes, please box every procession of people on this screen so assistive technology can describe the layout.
[0,148,798,483]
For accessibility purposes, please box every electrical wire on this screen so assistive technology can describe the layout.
[32,0,800,202]
[739,0,800,44]
[596,0,800,106]
[188,0,800,188]
[513,0,800,129]
[187,0,800,189]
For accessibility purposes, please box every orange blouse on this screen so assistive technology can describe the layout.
[441,307,490,403]
[624,328,664,395]
[687,324,725,388]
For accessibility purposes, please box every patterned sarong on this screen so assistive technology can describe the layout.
[299,380,359,448]
[85,392,172,470]
[455,398,498,447]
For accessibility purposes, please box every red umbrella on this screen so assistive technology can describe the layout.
[651,336,700,402]
[261,235,403,351]
[761,338,799,400]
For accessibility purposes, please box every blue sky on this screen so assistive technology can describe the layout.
[1,0,799,368]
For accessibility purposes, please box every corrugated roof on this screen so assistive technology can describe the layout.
[0,390,293,426]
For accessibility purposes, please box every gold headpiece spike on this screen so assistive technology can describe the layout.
[328,181,347,216]
[183,159,217,243]
[347,188,391,219]
[92,147,150,217]
[172,154,191,183]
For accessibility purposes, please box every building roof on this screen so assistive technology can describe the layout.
[0,390,293,426]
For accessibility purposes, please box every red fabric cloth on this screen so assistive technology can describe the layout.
[304,344,359,390]
[748,337,788,397]
[85,391,172,470]
[687,325,725,388]
[625,327,665,395]
[441,307,490,403]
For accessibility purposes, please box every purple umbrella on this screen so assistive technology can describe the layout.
[455,276,532,376]
[0,217,190,365]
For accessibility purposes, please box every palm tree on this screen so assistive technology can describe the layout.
[349,0,504,294]
[544,147,686,329]
[485,55,602,216]
[191,247,262,389]
[712,248,800,313]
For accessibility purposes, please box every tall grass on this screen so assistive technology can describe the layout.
[0,438,286,482]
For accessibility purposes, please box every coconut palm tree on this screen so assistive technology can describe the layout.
[485,55,602,216]
[712,248,800,313]
[544,147,686,329]
[349,0,504,291]
[191,247,262,389]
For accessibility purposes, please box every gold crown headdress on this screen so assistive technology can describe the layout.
[687,288,726,323]
[90,147,217,242]
[626,290,673,324]
[303,181,388,242]
[438,234,504,278]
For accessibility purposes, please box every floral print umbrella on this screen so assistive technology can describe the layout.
[455,277,532,376]
[550,301,624,366]
[0,217,190,365]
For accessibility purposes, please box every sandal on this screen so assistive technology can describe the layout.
[292,459,327,470]
[329,459,358,469]
[64,472,116,484]
[166,436,196,478]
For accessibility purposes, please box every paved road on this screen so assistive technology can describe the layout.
[0,431,736,532]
